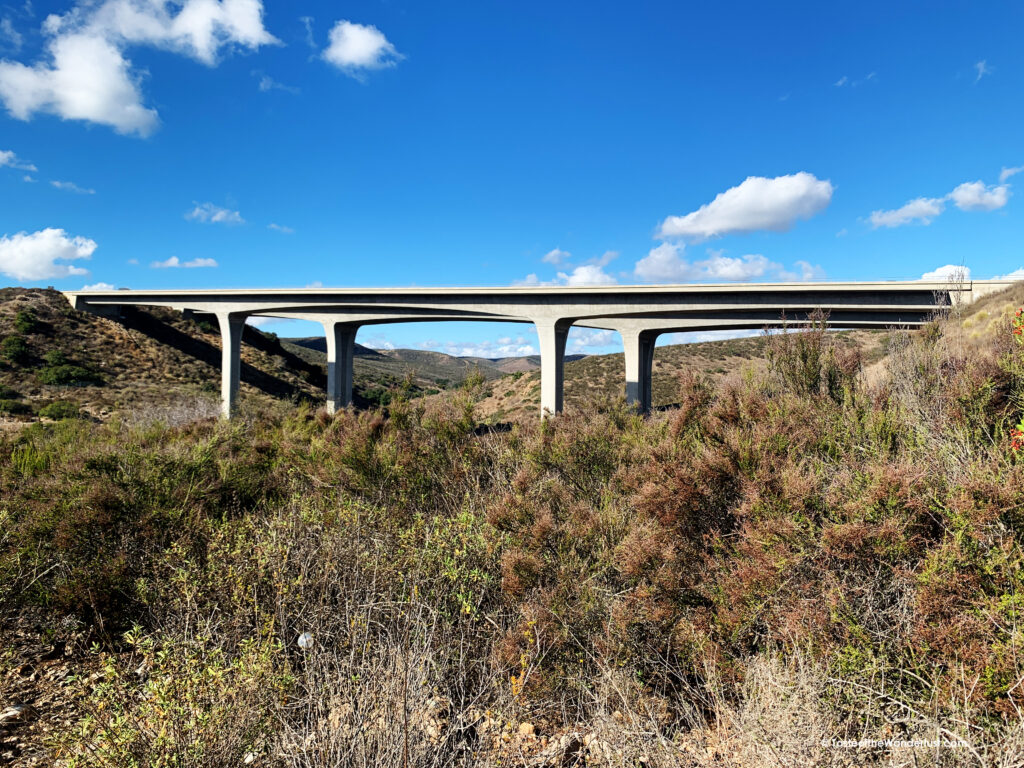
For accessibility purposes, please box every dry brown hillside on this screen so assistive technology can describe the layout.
[0,288,325,422]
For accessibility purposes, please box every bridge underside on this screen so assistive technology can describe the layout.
[63,280,1013,419]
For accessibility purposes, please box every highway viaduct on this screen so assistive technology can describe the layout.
[63,280,1016,419]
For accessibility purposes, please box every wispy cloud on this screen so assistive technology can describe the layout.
[51,179,95,194]
[151,256,218,268]
[542,248,570,265]
[975,60,991,83]
[268,223,294,234]
[0,17,22,53]
[834,72,876,88]
[186,202,244,225]
[300,16,316,50]
[252,70,298,94]
[0,148,35,171]
[1000,166,1024,184]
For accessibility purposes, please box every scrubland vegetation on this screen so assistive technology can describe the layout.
[3,294,1024,766]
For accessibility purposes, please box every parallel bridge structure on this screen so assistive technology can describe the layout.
[63,280,1015,419]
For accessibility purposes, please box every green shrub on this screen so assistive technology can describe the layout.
[38,400,80,420]
[0,335,29,365]
[14,309,38,334]
[43,348,68,366]
[0,383,18,399]
[0,398,30,414]
[38,364,102,386]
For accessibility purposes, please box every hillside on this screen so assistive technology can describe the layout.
[0,288,326,423]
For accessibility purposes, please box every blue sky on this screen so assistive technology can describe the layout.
[0,1,1022,356]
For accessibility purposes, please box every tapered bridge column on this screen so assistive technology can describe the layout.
[623,329,658,414]
[216,312,246,419]
[535,320,570,418]
[324,321,358,414]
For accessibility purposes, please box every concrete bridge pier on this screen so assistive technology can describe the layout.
[536,319,571,418]
[216,312,247,419]
[323,321,358,414]
[622,329,658,414]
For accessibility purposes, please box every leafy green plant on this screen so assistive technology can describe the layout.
[39,400,81,420]
[39,364,102,386]
[0,335,29,365]
[43,348,68,366]
[0,398,30,415]
[14,309,38,334]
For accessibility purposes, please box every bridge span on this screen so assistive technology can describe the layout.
[63,280,1015,419]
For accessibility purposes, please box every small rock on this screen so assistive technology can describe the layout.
[0,706,26,725]
[518,722,536,738]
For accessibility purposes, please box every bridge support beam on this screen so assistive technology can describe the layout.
[324,321,358,414]
[622,329,658,414]
[216,312,246,419]
[536,320,570,418]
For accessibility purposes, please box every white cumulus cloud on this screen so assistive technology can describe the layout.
[82,281,115,290]
[322,20,401,77]
[870,174,1013,229]
[151,255,218,268]
[949,180,1009,211]
[558,264,616,286]
[658,172,834,240]
[0,0,276,136]
[0,227,95,281]
[568,328,617,353]
[869,197,945,228]
[633,243,818,283]
[186,202,244,224]
[921,264,970,281]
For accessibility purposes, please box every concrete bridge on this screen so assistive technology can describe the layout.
[63,279,1014,419]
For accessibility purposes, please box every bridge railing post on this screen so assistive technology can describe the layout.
[324,322,358,414]
[535,319,570,418]
[215,312,246,419]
